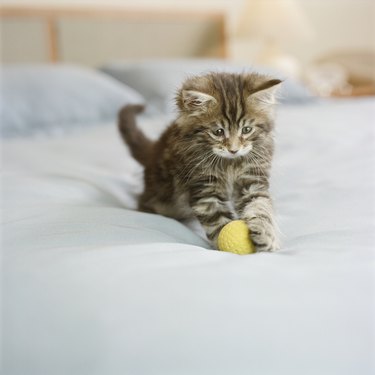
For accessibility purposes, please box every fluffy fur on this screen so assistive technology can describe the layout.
[118,72,281,251]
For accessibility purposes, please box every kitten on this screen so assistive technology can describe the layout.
[118,72,281,251]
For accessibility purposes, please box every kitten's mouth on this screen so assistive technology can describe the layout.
[223,152,243,159]
[213,147,252,159]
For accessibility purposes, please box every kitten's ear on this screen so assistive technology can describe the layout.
[181,90,217,114]
[248,79,282,107]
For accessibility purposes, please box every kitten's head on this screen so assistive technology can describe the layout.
[176,72,281,159]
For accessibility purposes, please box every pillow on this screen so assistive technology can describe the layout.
[0,64,144,138]
[101,59,315,114]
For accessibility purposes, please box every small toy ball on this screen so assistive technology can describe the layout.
[217,220,255,255]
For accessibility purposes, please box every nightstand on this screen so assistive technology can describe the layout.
[303,51,375,98]
[330,83,375,98]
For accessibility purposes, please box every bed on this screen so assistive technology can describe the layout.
[1,6,375,375]
[1,60,374,375]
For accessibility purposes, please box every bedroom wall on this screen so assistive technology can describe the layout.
[2,0,374,64]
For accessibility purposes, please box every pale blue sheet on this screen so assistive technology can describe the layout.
[2,97,375,375]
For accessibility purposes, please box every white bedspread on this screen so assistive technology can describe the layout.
[2,98,375,375]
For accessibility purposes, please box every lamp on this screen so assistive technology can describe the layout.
[236,0,314,77]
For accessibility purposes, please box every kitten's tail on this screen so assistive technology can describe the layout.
[118,104,153,166]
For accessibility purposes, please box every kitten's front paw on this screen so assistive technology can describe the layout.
[247,217,280,252]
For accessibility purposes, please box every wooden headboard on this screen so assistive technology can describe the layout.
[0,6,228,66]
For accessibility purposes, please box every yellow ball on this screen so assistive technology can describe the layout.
[217,220,255,255]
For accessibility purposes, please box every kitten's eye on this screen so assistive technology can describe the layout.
[213,128,224,137]
[242,126,252,135]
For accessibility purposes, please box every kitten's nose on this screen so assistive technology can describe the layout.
[229,149,238,154]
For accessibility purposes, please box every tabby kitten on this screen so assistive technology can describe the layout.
[119,72,281,251]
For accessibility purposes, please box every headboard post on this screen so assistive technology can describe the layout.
[46,17,59,62]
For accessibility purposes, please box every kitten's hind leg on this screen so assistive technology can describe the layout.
[139,192,192,221]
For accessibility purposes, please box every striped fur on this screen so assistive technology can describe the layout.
[119,72,281,251]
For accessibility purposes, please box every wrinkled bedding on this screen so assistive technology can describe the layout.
[2,98,375,375]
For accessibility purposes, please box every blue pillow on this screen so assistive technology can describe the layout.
[0,64,144,138]
[101,59,315,114]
